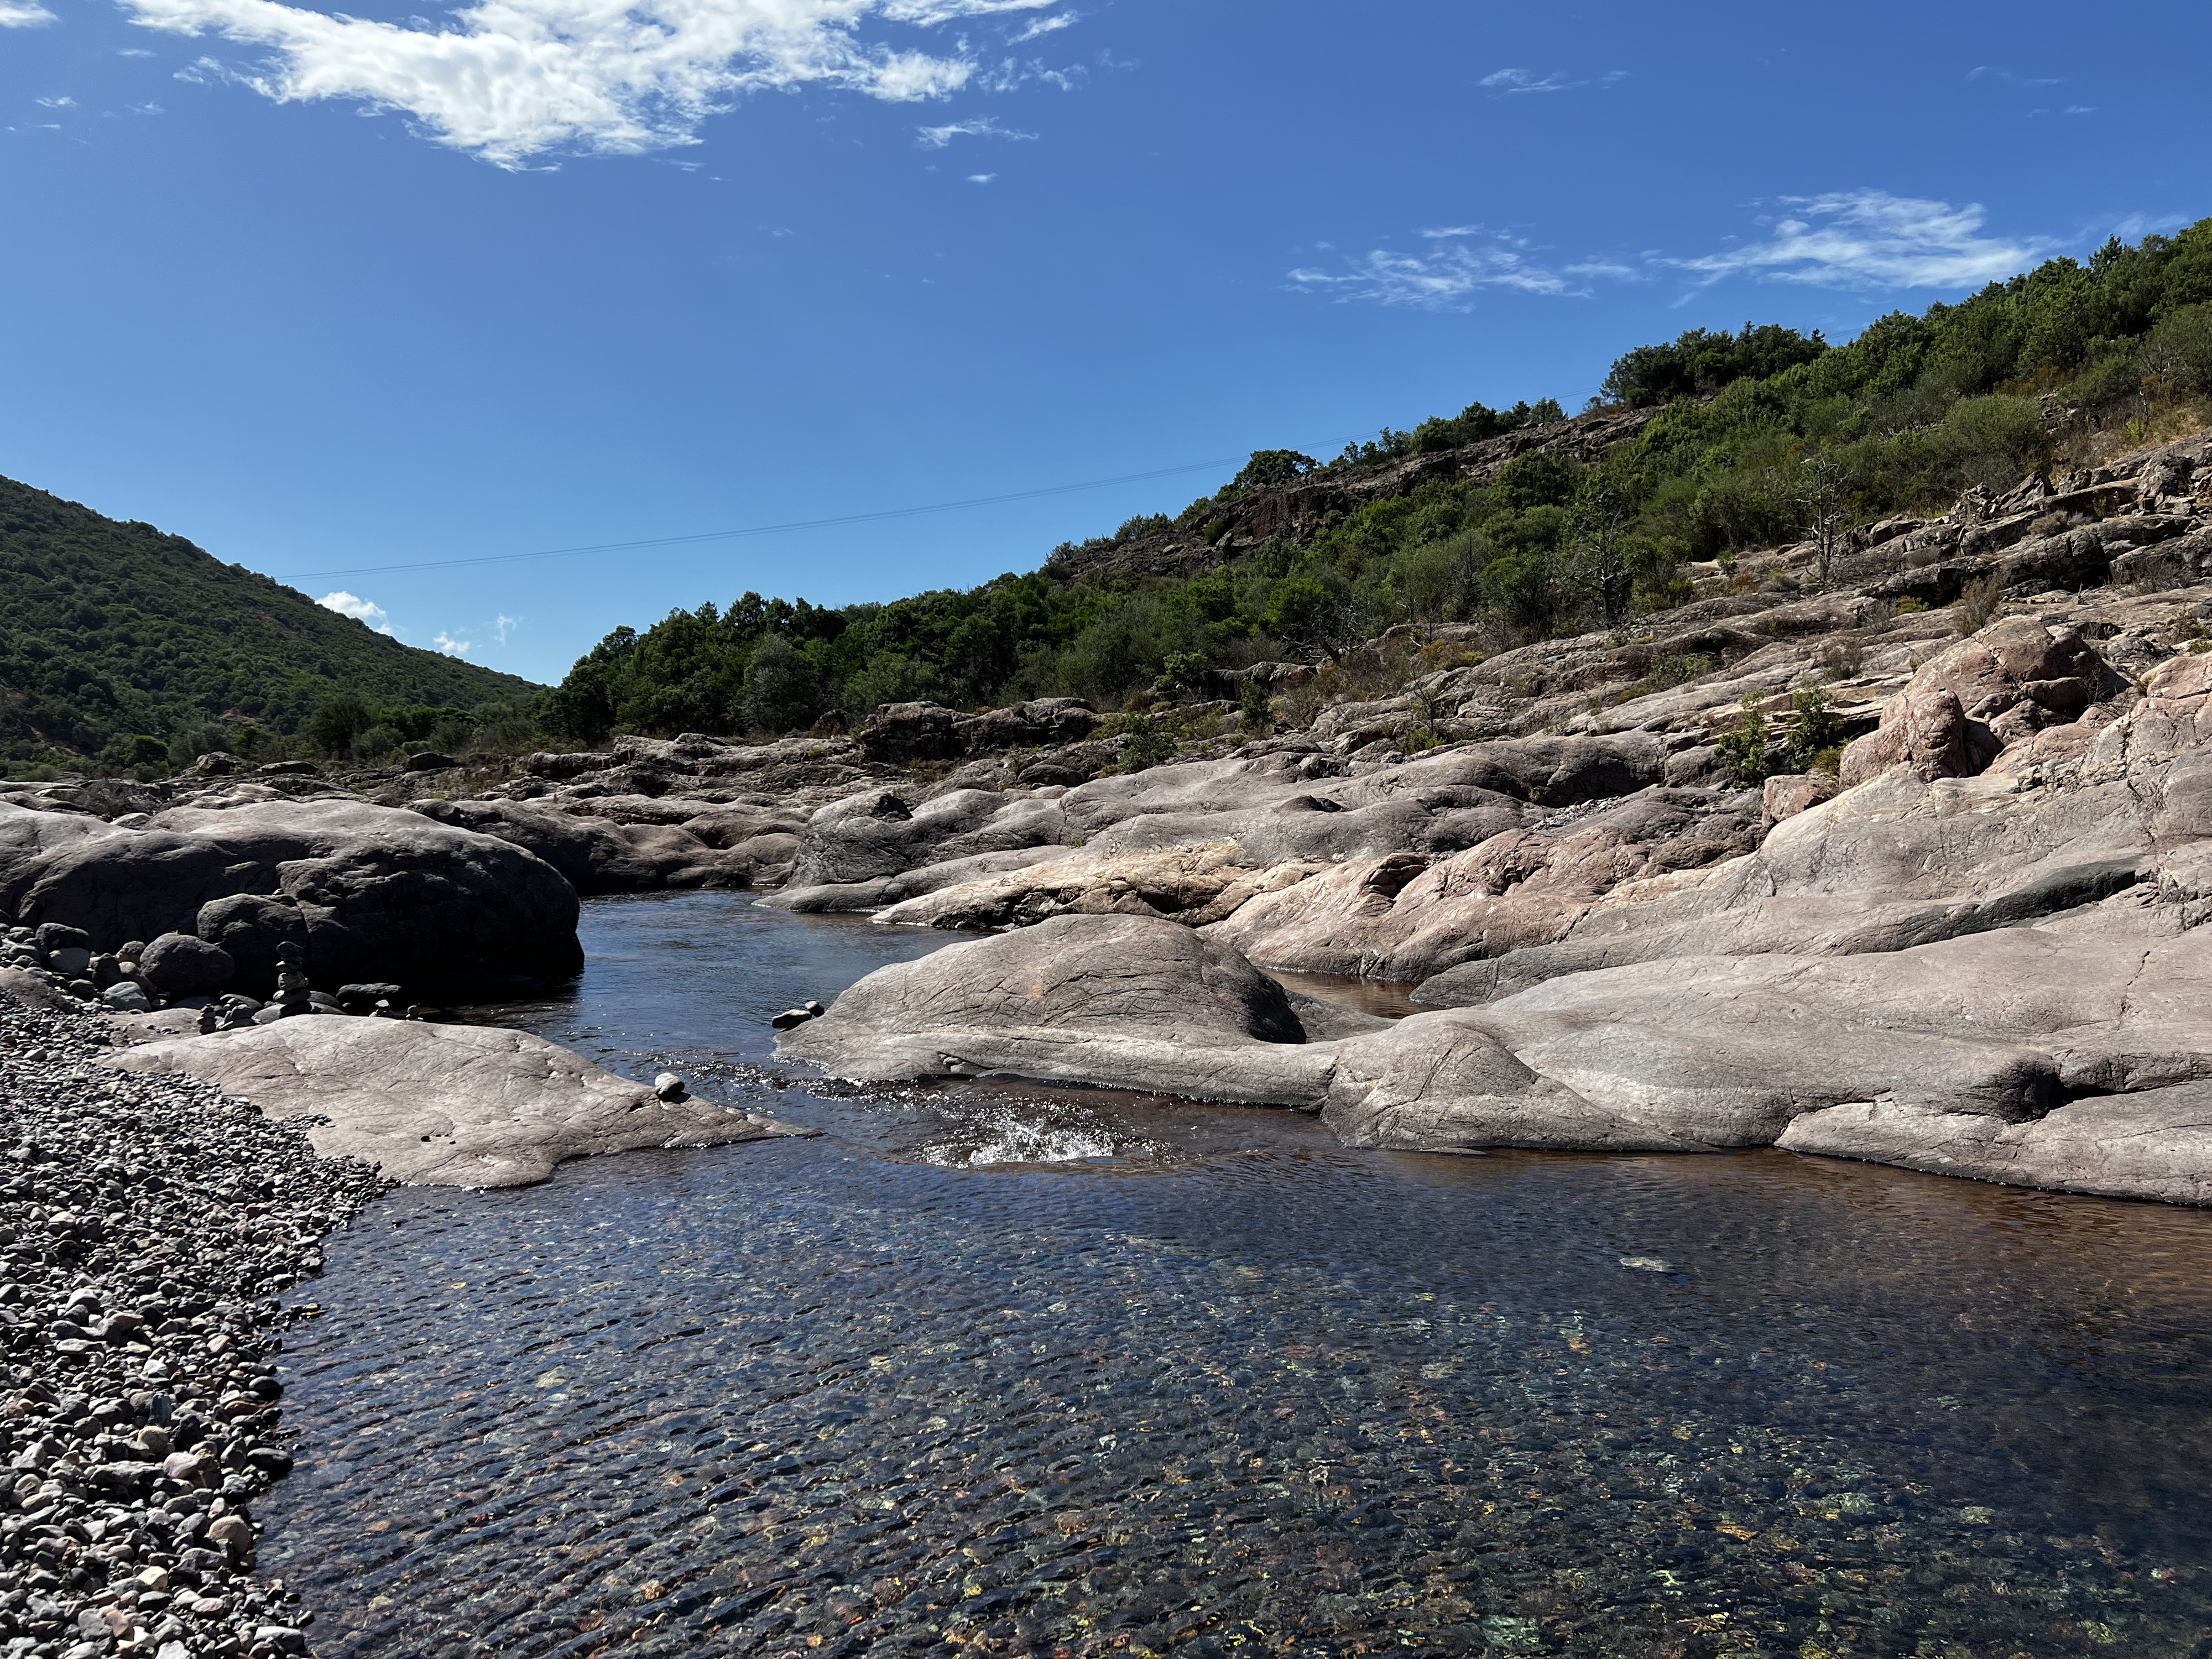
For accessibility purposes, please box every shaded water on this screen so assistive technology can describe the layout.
[259,895,2212,1657]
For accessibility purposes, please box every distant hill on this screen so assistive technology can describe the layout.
[0,475,538,762]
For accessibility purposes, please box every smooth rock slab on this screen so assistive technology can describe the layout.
[1779,1083,2212,1206]
[105,1019,808,1187]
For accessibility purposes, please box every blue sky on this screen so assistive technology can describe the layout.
[4,0,2208,686]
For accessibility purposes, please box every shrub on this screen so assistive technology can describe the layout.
[1955,573,2006,635]
[1112,712,1177,772]
[1646,653,1713,689]
[307,691,372,756]
[1715,695,1773,787]
[1786,686,1842,764]
[167,722,232,768]
[843,652,944,714]
[1238,679,1274,734]
[1896,596,1931,614]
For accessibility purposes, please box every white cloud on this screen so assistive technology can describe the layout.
[1292,192,2057,312]
[121,46,159,55]
[119,0,1056,168]
[966,170,993,182]
[318,591,393,633]
[1661,191,2053,291]
[493,613,519,644]
[432,631,473,656]
[1479,67,1579,95]
[1008,9,1072,41]
[36,96,76,108]
[915,112,1033,147]
[0,0,55,26]
[1289,227,1573,310]
[2064,105,2095,116]
[1968,65,2060,88]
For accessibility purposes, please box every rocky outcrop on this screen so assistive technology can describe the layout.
[856,698,1100,765]
[782,908,2212,1203]
[107,1018,807,1187]
[408,797,799,893]
[0,798,581,992]
[1202,787,1762,981]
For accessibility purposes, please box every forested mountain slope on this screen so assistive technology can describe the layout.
[0,476,536,763]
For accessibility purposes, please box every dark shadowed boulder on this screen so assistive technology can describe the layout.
[137,933,234,997]
[1,799,580,992]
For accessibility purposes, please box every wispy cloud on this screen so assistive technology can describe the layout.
[493,613,519,645]
[1292,192,2061,312]
[1289,227,1574,310]
[1968,65,2061,88]
[121,0,1057,168]
[1660,191,2053,291]
[119,46,158,56]
[915,112,1034,147]
[1008,8,1074,41]
[0,0,55,27]
[318,591,393,633]
[1479,67,1577,94]
[35,96,76,108]
[2064,105,2095,116]
[967,171,995,182]
[432,631,473,657]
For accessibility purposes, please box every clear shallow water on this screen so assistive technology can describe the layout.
[258,895,2212,1657]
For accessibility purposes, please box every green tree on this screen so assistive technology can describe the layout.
[742,633,820,735]
[307,691,372,756]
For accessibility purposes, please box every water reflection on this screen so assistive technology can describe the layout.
[258,895,2212,1658]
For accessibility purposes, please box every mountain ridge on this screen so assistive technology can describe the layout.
[0,474,536,765]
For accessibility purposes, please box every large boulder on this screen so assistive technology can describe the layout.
[136,933,234,997]
[1,799,581,991]
[106,1019,804,1187]
[1839,618,2120,786]
[778,913,1362,1105]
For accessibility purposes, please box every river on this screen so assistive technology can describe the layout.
[255,893,2212,1657]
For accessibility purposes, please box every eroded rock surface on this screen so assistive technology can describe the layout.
[107,1018,806,1187]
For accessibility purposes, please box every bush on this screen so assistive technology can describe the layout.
[843,652,943,714]
[1239,679,1274,735]
[1955,573,2006,635]
[307,691,372,756]
[1714,696,1772,787]
[167,722,231,768]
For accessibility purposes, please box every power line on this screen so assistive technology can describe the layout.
[281,457,1244,582]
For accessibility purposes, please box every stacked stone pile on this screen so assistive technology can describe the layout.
[0,984,385,1658]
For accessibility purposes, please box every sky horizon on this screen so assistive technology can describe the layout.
[6,0,2209,686]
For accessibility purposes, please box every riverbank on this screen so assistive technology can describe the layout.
[0,984,386,1659]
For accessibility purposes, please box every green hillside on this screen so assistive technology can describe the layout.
[543,220,2212,740]
[0,476,538,765]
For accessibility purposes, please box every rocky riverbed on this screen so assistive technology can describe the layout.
[0,984,386,1659]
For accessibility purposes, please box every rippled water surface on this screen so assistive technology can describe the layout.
[260,894,2212,1657]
